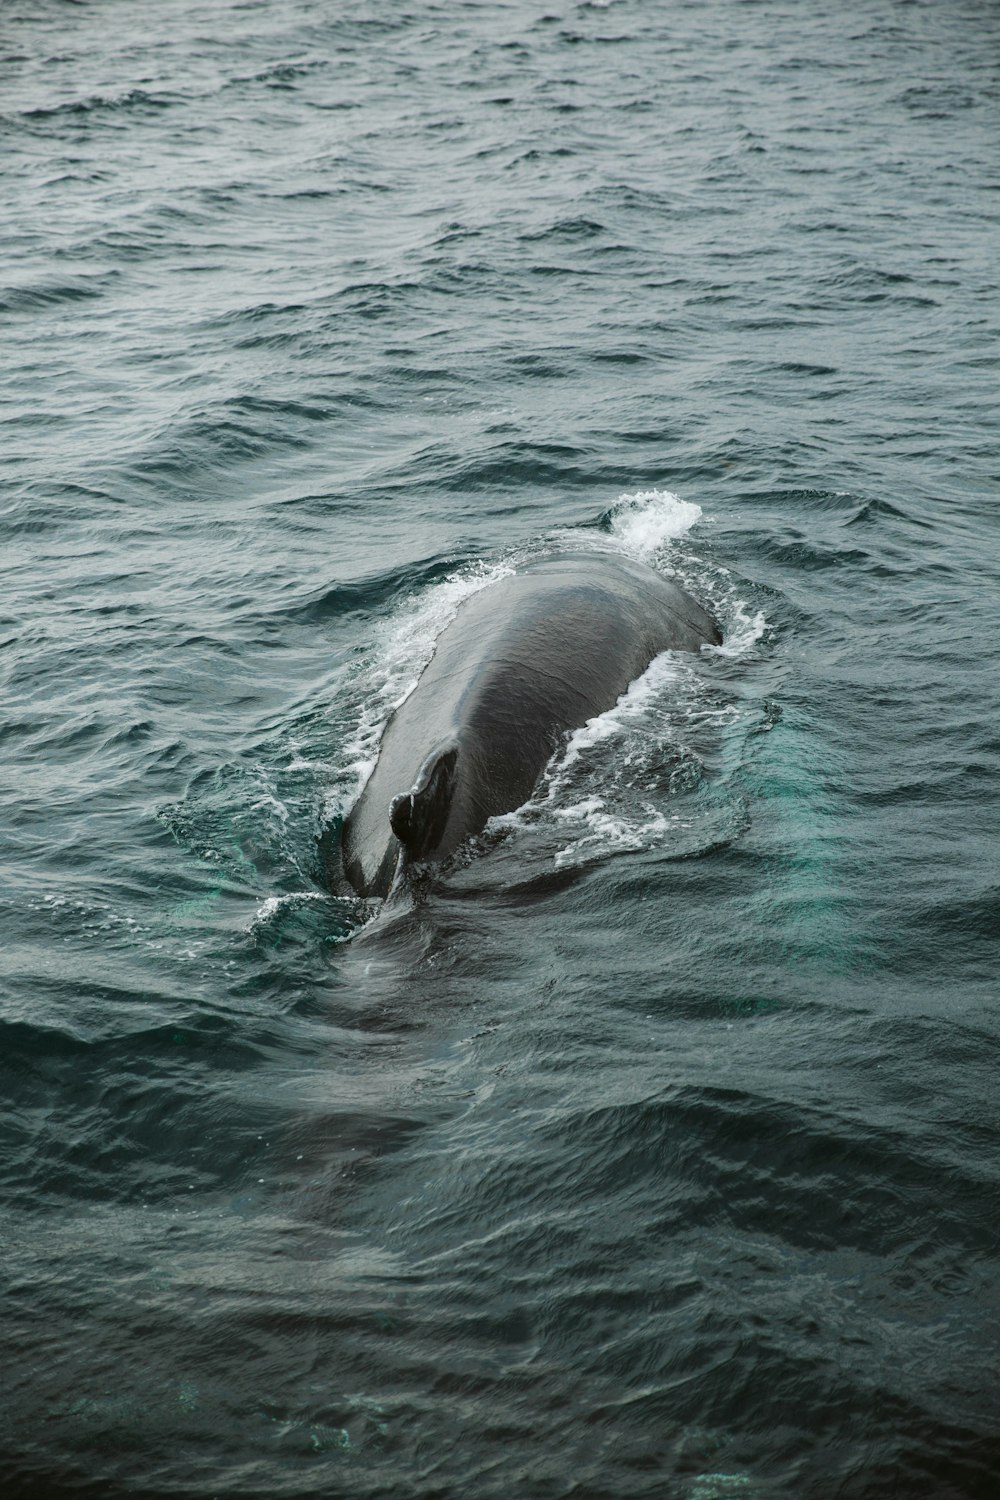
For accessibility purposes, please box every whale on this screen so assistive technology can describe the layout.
[341,548,722,899]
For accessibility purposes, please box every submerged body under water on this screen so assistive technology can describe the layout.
[2,1,999,1496]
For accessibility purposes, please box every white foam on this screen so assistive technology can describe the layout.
[253,896,282,924]
[246,890,325,934]
[608,487,703,560]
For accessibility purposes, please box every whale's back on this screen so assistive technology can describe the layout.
[341,551,720,896]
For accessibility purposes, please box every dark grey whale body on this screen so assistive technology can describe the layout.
[341,549,721,898]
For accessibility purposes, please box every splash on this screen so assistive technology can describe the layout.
[608,487,703,560]
[710,593,767,658]
[555,650,684,776]
[496,650,704,868]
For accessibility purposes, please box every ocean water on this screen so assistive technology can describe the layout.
[2,1,999,1496]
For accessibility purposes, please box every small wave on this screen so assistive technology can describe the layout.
[160,762,312,893]
[518,216,609,243]
[245,890,326,936]
[550,797,679,870]
[20,86,178,122]
[0,274,119,314]
[232,58,327,89]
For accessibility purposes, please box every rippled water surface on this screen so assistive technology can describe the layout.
[3,1,999,1496]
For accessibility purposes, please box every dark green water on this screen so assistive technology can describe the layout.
[2,1,999,1495]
